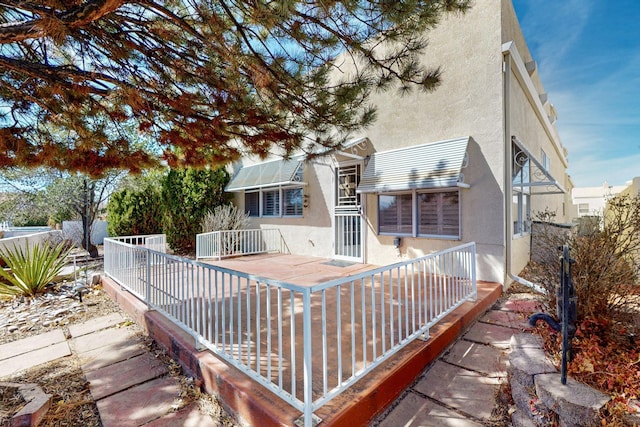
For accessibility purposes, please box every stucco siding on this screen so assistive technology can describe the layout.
[225,0,572,286]
[232,159,336,258]
[357,0,505,283]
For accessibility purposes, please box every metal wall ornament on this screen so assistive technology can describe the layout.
[511,135,566,195]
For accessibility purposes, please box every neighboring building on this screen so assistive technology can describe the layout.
[572,182,626,218]
[225,0,573,285]
[620,177,640,197]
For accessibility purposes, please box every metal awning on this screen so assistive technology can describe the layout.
[226,158,304,192]
[313,136,371,160]
[357,136,470,193]
[512,136,566,195]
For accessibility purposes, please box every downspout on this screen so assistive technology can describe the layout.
[502,46,546,294]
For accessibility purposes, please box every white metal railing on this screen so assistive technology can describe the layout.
[104,237,477,427]
[144,235,167,253]
[195,228,283,260]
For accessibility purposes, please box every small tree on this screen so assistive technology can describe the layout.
[45,173,123,257]
[0,193,49,226]
[0,167,122,255]
[161,167,230,254]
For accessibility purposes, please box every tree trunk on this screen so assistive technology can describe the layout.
[81,179,99,258]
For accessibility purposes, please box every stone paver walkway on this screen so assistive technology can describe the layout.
[373,295,542,426]
[0,312,216,426]
[2,293,542,427]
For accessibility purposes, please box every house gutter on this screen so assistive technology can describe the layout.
[502,43,546,295]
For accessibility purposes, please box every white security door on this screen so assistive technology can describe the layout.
[334,163,364,262]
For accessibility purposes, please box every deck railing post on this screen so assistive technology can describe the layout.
[302,289,313,427]
[145,248,151,309]
[470,243,477,301]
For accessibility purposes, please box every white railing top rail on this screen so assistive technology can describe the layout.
[307,241,476,293]
[196,228,280,237]
[106,236,306,293]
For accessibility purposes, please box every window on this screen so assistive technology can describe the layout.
[378,190,460,238]
[513,142,531,237]
[512,190,530,235]
[418,191,459,237]
[541,149,550,171]
[262,190,280,216]
[578,203,589,215]
[283,188,303,216]
[243,187,304,218]
[230,160,305,218]
[379,194,412,234]
[245,192,259,217]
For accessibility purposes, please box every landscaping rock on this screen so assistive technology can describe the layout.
[510,377,534,412]
[508,336,556,388]
[512,408,537,427]
[535,373,610,427]
[510,380,556,426]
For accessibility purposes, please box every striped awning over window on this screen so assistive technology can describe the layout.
[357,136,470,193]
[226,158,304,192]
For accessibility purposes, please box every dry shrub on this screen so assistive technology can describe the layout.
[527,194,640,330]
[201,204,250,233]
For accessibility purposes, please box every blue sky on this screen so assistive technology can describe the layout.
[512,0,640,188]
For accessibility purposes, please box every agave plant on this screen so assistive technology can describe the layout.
[0,242,72,298]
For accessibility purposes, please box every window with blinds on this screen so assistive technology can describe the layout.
[243,187,303,218]
[262,190,280,216]
[379,194,412,234]
[229,159,305,218]
[245,192,259,217]
[418,191,459,237]
[378,190,460,238]
[283,188,303,217]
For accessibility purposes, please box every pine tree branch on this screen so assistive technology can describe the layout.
[0,0,127,44]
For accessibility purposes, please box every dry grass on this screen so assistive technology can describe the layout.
[0,385,26,425]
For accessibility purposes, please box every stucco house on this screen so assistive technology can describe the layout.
[225,0,573,285]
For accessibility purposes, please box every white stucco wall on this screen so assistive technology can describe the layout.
[502,0,571,277]
[229,0,572,286]
[63,220,108,246]
[572,184,626,218]
[337,0,507,283]
[0,230,63,254]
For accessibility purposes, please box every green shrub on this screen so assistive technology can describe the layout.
[161,167,230,254]
[107,180,163,236]
[0,242,72,298]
